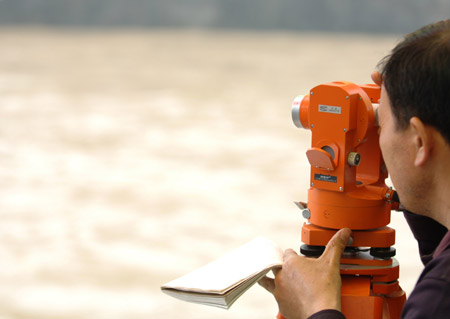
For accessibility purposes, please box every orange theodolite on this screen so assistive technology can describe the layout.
[286,81,406,319]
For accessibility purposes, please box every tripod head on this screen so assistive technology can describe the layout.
[291,81,399,257]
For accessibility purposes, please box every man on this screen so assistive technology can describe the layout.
[259,20,450,319]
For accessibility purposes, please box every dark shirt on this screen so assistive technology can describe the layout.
[401,216,450,319]
[403,211,447,265]
[307,212,450,319]
[308,309,345,319]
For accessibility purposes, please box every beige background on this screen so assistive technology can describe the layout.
[0,28,423,319]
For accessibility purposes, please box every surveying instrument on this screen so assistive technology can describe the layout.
[285,81,406,318]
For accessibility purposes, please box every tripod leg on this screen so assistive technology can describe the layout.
[382,290,406,319]
[341,276,383,319]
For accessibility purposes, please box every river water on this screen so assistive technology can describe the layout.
[0,28,422,319]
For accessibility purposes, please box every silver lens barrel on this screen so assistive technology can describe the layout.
[292,95,306,128]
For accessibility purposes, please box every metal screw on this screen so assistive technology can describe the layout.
[311,92,314,95]
[339,187,343,191]
[344,128,347,132]
[311,183,315,187]
[346,96,349,99]
[311,124,315,128]
[302,209,311,219]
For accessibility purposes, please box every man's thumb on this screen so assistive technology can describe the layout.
[322,228,352,264]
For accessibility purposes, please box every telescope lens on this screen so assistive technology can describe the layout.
[292,95,306,128]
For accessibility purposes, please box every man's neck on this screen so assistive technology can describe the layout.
[427,137,450,230]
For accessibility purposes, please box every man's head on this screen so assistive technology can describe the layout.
[379,19,450,144]
[375,20,450,224]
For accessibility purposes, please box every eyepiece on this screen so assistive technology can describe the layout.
[373,103,380,127]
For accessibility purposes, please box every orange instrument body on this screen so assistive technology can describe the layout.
[288,81,406,319]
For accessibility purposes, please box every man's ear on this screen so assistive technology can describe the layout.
[409,117,433,167]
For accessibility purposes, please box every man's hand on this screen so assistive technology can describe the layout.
[259,228,352,319]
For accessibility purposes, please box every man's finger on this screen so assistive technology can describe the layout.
[272,266,281,276]
[283,248,298,261]
[321,228,352,265]
[258,276,276,294]
[371,71,382,85]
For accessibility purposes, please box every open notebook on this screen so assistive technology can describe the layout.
[161,237,283,309]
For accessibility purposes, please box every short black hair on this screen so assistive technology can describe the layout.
[379,20,450,144]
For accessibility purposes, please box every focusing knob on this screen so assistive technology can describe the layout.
[348,152,361,166]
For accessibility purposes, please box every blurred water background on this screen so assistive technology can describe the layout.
[1,1,449,319]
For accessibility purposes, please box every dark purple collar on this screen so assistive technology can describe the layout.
[433,230,450,258]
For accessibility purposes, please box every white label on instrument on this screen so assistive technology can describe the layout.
[319,104,341,114]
